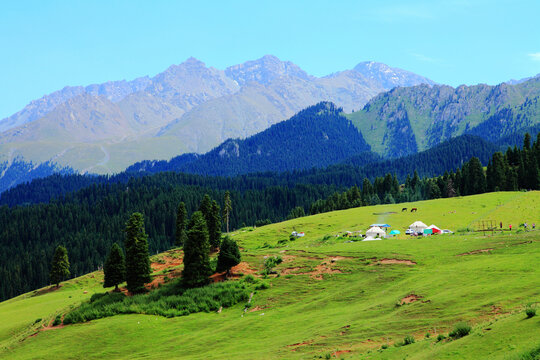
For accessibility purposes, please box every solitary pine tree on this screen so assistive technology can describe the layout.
[216,236,241,276]
[223,191,232,233]
[208,200,222,249]
[175,202,188,247]
[182,211,212,288]
[103,243,126,291]
[124,212,151,294]
[50,245,70,287]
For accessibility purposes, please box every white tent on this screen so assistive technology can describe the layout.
[428,224,441,231]
[366,226,386,238]
[409,221,428,233]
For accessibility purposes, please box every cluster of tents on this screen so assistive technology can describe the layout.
[409,221,443,235]
[362,222,446,241]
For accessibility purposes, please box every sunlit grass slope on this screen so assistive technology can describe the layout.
[1,191,539,359]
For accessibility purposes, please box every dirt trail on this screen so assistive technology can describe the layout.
[372,258,417,265]
[458,248,493,256]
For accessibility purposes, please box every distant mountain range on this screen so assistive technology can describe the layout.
[0,56,434,176]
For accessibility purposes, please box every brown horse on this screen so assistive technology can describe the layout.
[411,208,418,212]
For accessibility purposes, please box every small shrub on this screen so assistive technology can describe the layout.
[243,274,257,284]
[381,344,388,349]
[52,315,62,326]
[436,334,446,342]
[403,335,415,345]
[449,323,471,339]
[255,281,269,290]
[425,333,431,338]
[33,318,42,324]
[457,227,472,233]
[525,306,537,318]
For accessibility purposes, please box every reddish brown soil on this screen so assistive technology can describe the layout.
[457,248,493,256]
[373,258,417,265]
[249,305,269,312]
[210,262,258,283]
[33,285,62,297]
[401,294,423,304]
[151,255,183,272]
[311,263,342,280]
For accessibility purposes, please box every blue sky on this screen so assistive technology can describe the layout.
[1,0,539,119]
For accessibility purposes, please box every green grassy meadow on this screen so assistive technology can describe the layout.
[1,191,539,359]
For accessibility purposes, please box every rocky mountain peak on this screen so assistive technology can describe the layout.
[225,55,311,86]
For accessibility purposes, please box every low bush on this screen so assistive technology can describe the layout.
[33,318,42,324]
[52,315,62,326]
[64,279,253,324]
[381,344,388,349]
[403,335,415,345]
[449,323,472,339]
[425,333,431,338]
[255,281,269,290]
[436,334,446,342]
[525,306,537,318]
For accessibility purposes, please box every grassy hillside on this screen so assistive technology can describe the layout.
[1,191,539,359]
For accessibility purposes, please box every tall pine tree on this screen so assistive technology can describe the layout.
[182,211,212,288]
[208,200,222,249]
[50,245,70,287]
[124,212,151,294]
[223,191,232,233]
[103,243,126,291]
[175,202,188,247]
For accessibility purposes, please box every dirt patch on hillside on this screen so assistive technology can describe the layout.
[210,262,258,283]
[400,294,423,304]
[287,340,313,350]
[151,255,183,272]
[457,248,493,256]
[32,285,62,297]
[280,257,346,279]
[372,258,417,265]
[249,305,269,312]
[311,263,343,280]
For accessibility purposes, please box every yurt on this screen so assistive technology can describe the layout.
[366,226,386,238]
[427,224,442,234]
[409,221,428,233]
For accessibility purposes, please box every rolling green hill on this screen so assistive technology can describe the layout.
[1,191,539,359]
[347,78,540,158]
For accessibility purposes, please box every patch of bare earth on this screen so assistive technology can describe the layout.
[457,248,493,256]
[280,257,347,280]
[400,294,423,304]
[249,305,269,312]
[372,258,417,265]
[210,262,258,283]
[33,285,62,297]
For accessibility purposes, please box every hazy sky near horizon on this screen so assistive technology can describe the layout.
[1,0,539,119]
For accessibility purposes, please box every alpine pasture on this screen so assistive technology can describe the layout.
[1,191,539,359]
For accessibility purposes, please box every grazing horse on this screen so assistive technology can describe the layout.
[402,208,407,212]
[411,208,418,212]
